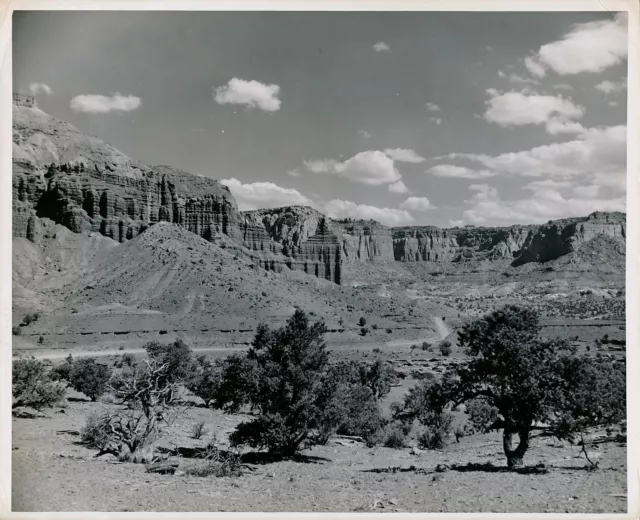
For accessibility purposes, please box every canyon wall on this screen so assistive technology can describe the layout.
[12,95,626,285]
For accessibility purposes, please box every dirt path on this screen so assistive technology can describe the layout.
[431,316,451,340]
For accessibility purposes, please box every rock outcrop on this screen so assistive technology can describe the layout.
[12,95,241,245]
[12,95,627,285]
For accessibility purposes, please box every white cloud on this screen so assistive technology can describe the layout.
[483,89,584,129]
[426,102,441,112]
[594,78,627,95]
[426,164,496,179]
[524,56,547,78]
[358,130,372,139]
[429,117,443,125]
[400,196,433,211]
[383,148,425,163]
[507,73,540,86]
[323,199,414,226]
[553,83,574,90]
[286,169,301,177]
[460,184,625,226]
[221,178,313,210]
[70,93,142,114]
[544,119,586,136]
[436,125,626,182]
[608,100,619,107]
[388,181,410,194]
[530,18,627,76]
[213,78,281,112]
[373,41,390,52]
[465,184,498,203]
[28,83,52,96]
[304,150,401,186]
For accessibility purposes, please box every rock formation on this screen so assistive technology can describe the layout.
[12,95,627,285]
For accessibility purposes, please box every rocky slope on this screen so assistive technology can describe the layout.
[13,95,626,285]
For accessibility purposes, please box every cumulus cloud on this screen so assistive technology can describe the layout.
[553,83,574,90]
[426,102,441,112]
[213,78,281,112]
[434,125,626,183]
[221,178,313,210]
[323,199,414,226]
[524,56,547,78]
[594,78,627,95]
[358,130,372,139]
[429,117,443,125]
[388,181,410,194]
[373,41,390,52]
[507,73,540,86]
[28,83,52,95]
[426,164,496,179]
[383,148,425,163]
[400,196,433,211]
[483,89,584,131]
[460,184,625,226]
[527,17,627,76]
[70,93,142,114]
[304,151,401,186]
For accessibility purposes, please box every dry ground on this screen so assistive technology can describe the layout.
[12,391,627,513]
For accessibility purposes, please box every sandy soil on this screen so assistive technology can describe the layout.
[12,396,627,513]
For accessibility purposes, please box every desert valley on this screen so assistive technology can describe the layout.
[10,93,628,513]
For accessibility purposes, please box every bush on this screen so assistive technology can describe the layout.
[121,353,136,368]
[12,357,66,410]
[183,444,243,477]
[50,354,74,382]
[439,340,452,357]
[386,328,392,334]
[144,338,198,388]
[360,327,369,336]
[371,324,378,330]
[12,326,22,336]
[21,312,40,326]
[358,317,367,327]
[187,357,222,407]
[190,421,208,440]
[421,342,430,351]
[381,422,409,449]
[216,310,334,457]
[417,415,454,450]
[465,398,498,433]
[68,358,112,401]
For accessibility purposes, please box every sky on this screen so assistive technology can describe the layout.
[13,10,628,228]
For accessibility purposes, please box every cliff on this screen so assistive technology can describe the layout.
[12,95,242,246]
[12,95,626,286]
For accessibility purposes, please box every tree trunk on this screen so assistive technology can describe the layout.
[503,428,529,468]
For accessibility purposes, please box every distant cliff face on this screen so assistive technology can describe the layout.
[12,95,242,246]
[12,95,626,286]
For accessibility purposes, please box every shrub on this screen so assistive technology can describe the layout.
[215,310,334,457]
[187,358,222,408]
[84,359,181,462]
[371,324,378,330]
[50,354,74,383]
[439,340,452,357]
[417,414,453,450]
[68,358,112,401]
[386,328,392,334]
[381,422,408,449]
[144,338,198,389]
[121,353,136,368]
[12,357,66,411]
[12,326,22,336]
[190,421,208,440]
[421,342,430,351]
[392,377,452,450]
[38,336,44,344]
[183,443,243,477]
[22,312,40,326]
[358,317,367,327]
[360,327,369,336]
[465,398,498,433]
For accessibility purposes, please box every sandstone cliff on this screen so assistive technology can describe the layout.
[13,95,242,246]
[12,95,626,286]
